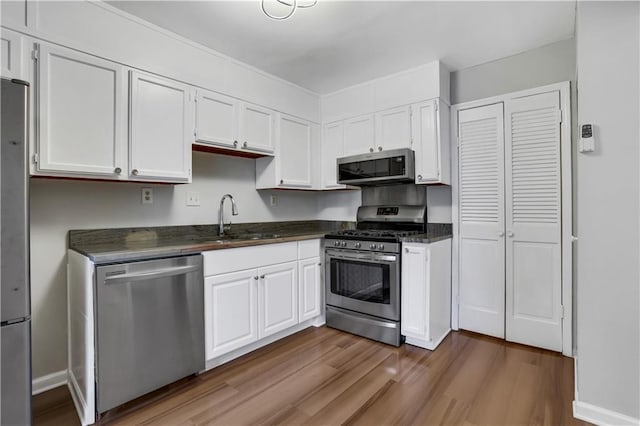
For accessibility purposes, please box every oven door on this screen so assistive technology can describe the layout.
[325,248,400,321]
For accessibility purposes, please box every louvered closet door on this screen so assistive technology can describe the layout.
[458,103,506,338]
[505,92,562,351]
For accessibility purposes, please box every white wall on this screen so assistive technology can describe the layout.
[574,2,640,422]
[450,38,576,105]
[29,152,319,378]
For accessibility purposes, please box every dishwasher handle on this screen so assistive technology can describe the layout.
[103,264,201,285]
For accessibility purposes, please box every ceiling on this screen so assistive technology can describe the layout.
[106,1,576,94]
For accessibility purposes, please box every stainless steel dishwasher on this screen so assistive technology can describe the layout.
[95,255,204,414]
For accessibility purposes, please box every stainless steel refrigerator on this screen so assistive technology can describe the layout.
[1,77,32,425]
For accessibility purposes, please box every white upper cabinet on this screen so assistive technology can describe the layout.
[277,114,312,187]
[1,29,25,80]
[375,105,412,152]
[321,121,345,189]
[239,102,275,154]
[343,114,375,156]
[412,98,450,185]
[129,70,194,182]
[35,43,127,178]
[196,90,239,150]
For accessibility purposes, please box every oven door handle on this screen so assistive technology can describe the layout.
[325,250,397,263]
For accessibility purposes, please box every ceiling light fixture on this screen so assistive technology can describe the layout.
[261,0,318,21]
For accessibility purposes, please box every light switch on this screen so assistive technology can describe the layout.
[186,191,201,206]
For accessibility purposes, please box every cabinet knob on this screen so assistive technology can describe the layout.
[318,262,322,266]
[369,148,374,153]
[405,248,409,253]
[417,174,422,181]
[260,275,265,279]
[254,276,259,280]
[233,140,238,147]
[280,179,284,184]
[114,167,122,175]
[243,141,248,148]
[507,231,514,237]
[131,169,139,176]
[498,231,505,237]
[378,146,383,152]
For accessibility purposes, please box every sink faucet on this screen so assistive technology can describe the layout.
[219,194,238,236]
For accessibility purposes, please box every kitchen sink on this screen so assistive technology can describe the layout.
[227,233,282,240]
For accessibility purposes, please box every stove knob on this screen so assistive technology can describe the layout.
[370,243,376,250]
[342,241,347,247]
[355,242,361,249]
[334,241,340,247]
[379,244,385,250]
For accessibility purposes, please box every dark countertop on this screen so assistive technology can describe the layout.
[69,221,353,264]
[401,223,453,244]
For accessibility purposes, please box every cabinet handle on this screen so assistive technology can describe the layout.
[417,174,422,181]
[114,167,122,175]
[260,275,265,279]
[369,147,374,153]
[378,146,383,152]
[243,141,248,148]
[233,140,238,148]
[131,169,139,176]
[254,276,259,280]
[507,231,514,238]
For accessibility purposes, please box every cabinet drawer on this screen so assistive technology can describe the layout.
[203,242,297,276]
[298,239,321,259]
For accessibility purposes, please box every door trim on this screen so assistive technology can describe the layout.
[451,81,573,356]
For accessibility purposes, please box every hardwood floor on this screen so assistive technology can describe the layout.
[34,327,589,425]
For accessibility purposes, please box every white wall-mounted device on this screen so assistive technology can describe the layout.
[579,123,595,153]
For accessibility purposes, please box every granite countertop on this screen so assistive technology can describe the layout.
[69,221,353,264]
[401,223,453,244]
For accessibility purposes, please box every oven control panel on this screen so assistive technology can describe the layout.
[325,238,399,254]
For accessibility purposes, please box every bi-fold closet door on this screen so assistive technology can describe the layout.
[458,91,563,352]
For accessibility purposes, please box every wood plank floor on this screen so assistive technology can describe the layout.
[34,327,589,425]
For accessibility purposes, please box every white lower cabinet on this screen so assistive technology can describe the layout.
[204,269,258,360]
[401,239,452,350]
[203,240,323,363]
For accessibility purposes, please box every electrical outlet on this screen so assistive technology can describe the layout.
[270,194,278,206]
[186,191,201,206]
[142,188,153,204]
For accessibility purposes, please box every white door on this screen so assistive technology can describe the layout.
[505,91,563,351]
[36,43,126,177]
[278,114,312,187]
[458,103,506,338]
[239,102,275,153]
[196,90,238,149]
[258,262,298,338]
[375,106,411,151]
[343,114,375,156]
[401,244,429,341]
[298,257,321,322]
[1,29,23,80]
[129,70,193,182]
[412,99,440,183]
[204,270,258,360]
[321,121,345,189]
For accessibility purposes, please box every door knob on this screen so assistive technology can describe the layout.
[507,231,514,237]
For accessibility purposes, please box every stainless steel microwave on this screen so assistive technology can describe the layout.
[336,148,415,186]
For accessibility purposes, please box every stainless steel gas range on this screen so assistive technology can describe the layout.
[324,204,427,346]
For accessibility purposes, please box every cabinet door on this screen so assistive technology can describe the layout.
[196,90,239,149]
[375,106,411,151]
[204,270,258,360]
[129,70,193,182]
[322,121,345,189]
[36,44,126,177]
[1,29,24,80]
[239,102,275,154]
[258,262,297,338]
[278,114,312,187]
[298,257,321,322]
[401,244,429,341]
[458,103,506,339]
[412,99,439,183]
[504,91,563,352]
[343,114,375,156]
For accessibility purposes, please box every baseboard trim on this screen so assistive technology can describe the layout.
[32,370,67,395]
[573,400,640,426]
